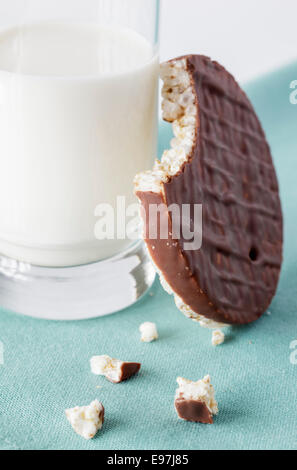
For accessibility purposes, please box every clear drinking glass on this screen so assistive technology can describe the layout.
[0,0,159,319]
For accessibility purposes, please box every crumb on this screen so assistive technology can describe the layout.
[139,322,158,343]
[65,400,104,440]
[212,329,225,346]
[174,375,218,424]
[90,355,141,383]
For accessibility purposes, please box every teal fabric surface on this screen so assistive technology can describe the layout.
[0,62,297,450]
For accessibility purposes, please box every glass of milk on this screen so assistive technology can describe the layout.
[0,0,159,319]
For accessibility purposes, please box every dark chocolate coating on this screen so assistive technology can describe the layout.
[175,399,213,424]
[120,362,141,382]
[100,404,105,425]
[138,55,283,325]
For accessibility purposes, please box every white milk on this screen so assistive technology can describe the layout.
[0,22,158,267]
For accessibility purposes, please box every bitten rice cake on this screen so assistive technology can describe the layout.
[135,55,283,326]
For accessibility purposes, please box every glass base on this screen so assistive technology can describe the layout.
[0,240,155,321]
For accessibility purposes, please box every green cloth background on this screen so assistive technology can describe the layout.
[0,62,296,450]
